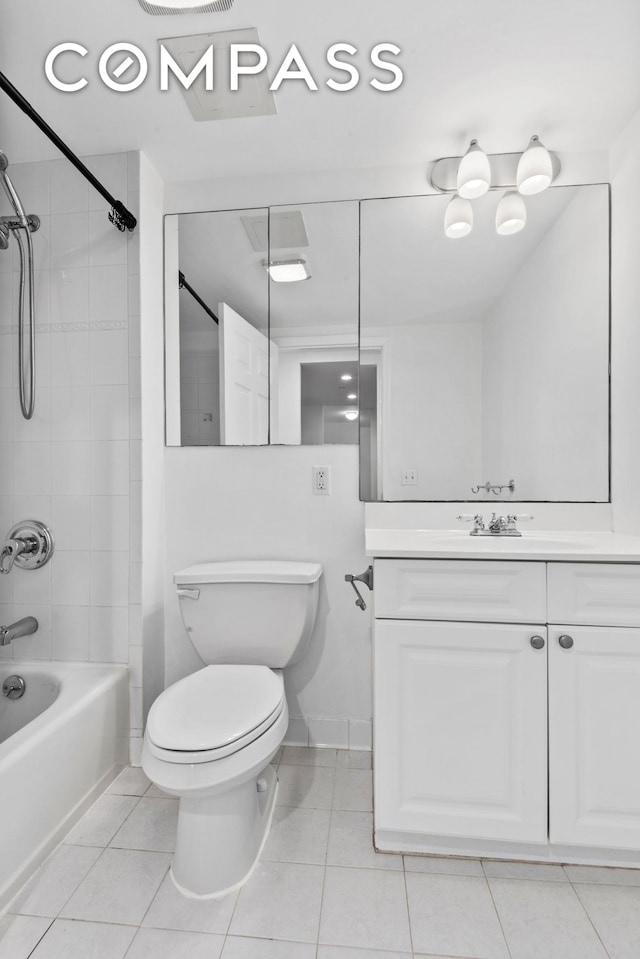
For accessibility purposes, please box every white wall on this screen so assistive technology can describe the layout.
[0,151,144,760]
[481,187,610,502]
[611,107,640,534]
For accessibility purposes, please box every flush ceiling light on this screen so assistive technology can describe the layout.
[456,139,491,199]
[347,393,357,400]
[444,195,473,239]
[137,0,233,12]
[263,257,310,283]
[344,410,359,421]
[517,135,553,195]
[340,374,353,381]
[496,191,527,235]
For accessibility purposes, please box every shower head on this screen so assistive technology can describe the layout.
[0,151,8,172]
[0,151,27,224]
[0,225,9,250]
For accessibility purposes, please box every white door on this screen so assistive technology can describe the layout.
[549,625,640,849]
[374,620,548,843]
[219,302,269,445]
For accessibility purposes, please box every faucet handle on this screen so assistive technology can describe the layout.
[456,513,476,523]
[0,539,22,575]
[508,514,534,522]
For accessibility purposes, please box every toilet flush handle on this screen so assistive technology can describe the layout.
[177,588,200,600]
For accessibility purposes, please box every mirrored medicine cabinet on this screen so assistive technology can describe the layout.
[164,183,610,504]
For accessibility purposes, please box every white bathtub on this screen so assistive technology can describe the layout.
[0,662,129,912]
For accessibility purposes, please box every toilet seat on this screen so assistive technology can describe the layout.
[146,665,285,765]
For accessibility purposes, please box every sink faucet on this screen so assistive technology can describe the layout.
[458,513,533,536]
[0,616,38,646]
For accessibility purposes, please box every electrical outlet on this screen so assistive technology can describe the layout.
[401,469,418,486]
[313,466,331,495]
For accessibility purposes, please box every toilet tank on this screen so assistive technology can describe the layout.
[174,560,322,668]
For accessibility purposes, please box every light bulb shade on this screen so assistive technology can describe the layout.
[263,257,310,282]
[457,139,491,199]
[517,136,553,195]
[496,191,527,235]
[444,195,473,238]
[344,410,358,421]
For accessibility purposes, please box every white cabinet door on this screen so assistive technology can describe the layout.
[549,626,640,849]
[219,302,269,445]
[374,620,548,843]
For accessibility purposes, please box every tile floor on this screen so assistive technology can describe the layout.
[2,746,640,959]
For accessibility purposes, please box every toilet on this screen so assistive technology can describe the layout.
[141,559,322,899]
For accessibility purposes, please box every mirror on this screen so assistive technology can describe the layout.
[359,184,610,502]
[165,201,359,446]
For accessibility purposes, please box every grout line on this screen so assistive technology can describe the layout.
[569,881,615,959]
[484,874,515,959]
[24,917,55,959]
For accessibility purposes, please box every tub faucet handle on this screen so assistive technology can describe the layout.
[0,538,27,574]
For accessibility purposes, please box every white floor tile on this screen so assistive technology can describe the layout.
[319,865,412,953]
[229,860,324,943]
[574,882,640,959]
[489,877,609,959]
[0,915,52,959]
[317,948,411,959]
[262,805,331,864]
[29,919,135,959]
[60,848,170,926]
[275,763,335,808]
[107,766,151,797]
[126,927,225,959]
[64,794,139,847]
[327,811,402,871]
[332,768,373,812]
[406,873,509,959]
[281,746,337,766]
[483,860,568,881]
[336,750,372,770]
[565,864,640,885]
[109,797,179,852]
[404,855,484,877]
[10,844,102,918]
[142,872,237,934]
[222,936,316,959]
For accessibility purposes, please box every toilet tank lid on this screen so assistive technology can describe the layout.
[174,560,323,585]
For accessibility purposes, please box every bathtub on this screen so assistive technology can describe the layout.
[0,662,129,912]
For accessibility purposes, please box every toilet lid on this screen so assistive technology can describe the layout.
[146,665,285,753]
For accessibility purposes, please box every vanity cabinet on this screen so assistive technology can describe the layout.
[373,558,640,863]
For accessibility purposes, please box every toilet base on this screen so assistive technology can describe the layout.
[170,762,278,898]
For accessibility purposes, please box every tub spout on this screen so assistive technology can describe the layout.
[0,616,38,646]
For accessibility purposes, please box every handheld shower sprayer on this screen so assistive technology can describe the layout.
[0,149,39,419]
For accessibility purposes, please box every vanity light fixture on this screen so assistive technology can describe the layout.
[347,393,357,400]
[340,374,353,381]
[516,135,553,195]
[343,410,359,421]
[444,195,473,239]
[263,257,310,283]
[456,139,491,199]
[495,191,527,235]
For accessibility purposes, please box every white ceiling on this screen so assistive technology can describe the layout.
[1,0,640,184]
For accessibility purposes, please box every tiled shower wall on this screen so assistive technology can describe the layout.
[0,151,142,759]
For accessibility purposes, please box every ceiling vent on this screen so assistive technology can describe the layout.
[138,0,234,15]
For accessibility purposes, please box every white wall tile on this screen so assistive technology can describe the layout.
[349,719,372,751]
[50,212,89,270]
[50,159,90,214]
[51,605,90,660]
[90,330,129,385]
[51,386,91,442]
[89,265,128,327]
[91,385,130,441]
[91,496,129,550]
[85,154,128,213]
[88,212,128,268]
[90,605,129,662]
[13,565,51,606]
[52,442,91,495]
[91,550,129,606]
[50,272,89,336]
[91,441,129,495]
[11,442,52,495]
[0,442,13,494]
[308,718,349,749]
[285,717,309,746]
[52,550,91,606]
[13,603,51,660]
[52,495,91,549]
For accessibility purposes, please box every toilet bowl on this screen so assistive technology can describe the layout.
[141,560,322,898]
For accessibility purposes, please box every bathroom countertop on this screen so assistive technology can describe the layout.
[365,529,640,562]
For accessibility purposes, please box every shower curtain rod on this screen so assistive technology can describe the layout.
[178,271,219,325]
[0,71,137,232]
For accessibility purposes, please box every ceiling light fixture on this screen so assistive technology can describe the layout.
[456,139,491,199]
[340,374,353,382]
[495,191,527,235]
[444,195,473,239]
[516,135,553,195]
[263,257,310,283]
[137,0,234,13]
[347,393,357,400]
[344,410,359,421]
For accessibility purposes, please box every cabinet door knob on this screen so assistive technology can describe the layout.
[558,634,574,649]
[530,635,545,649]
